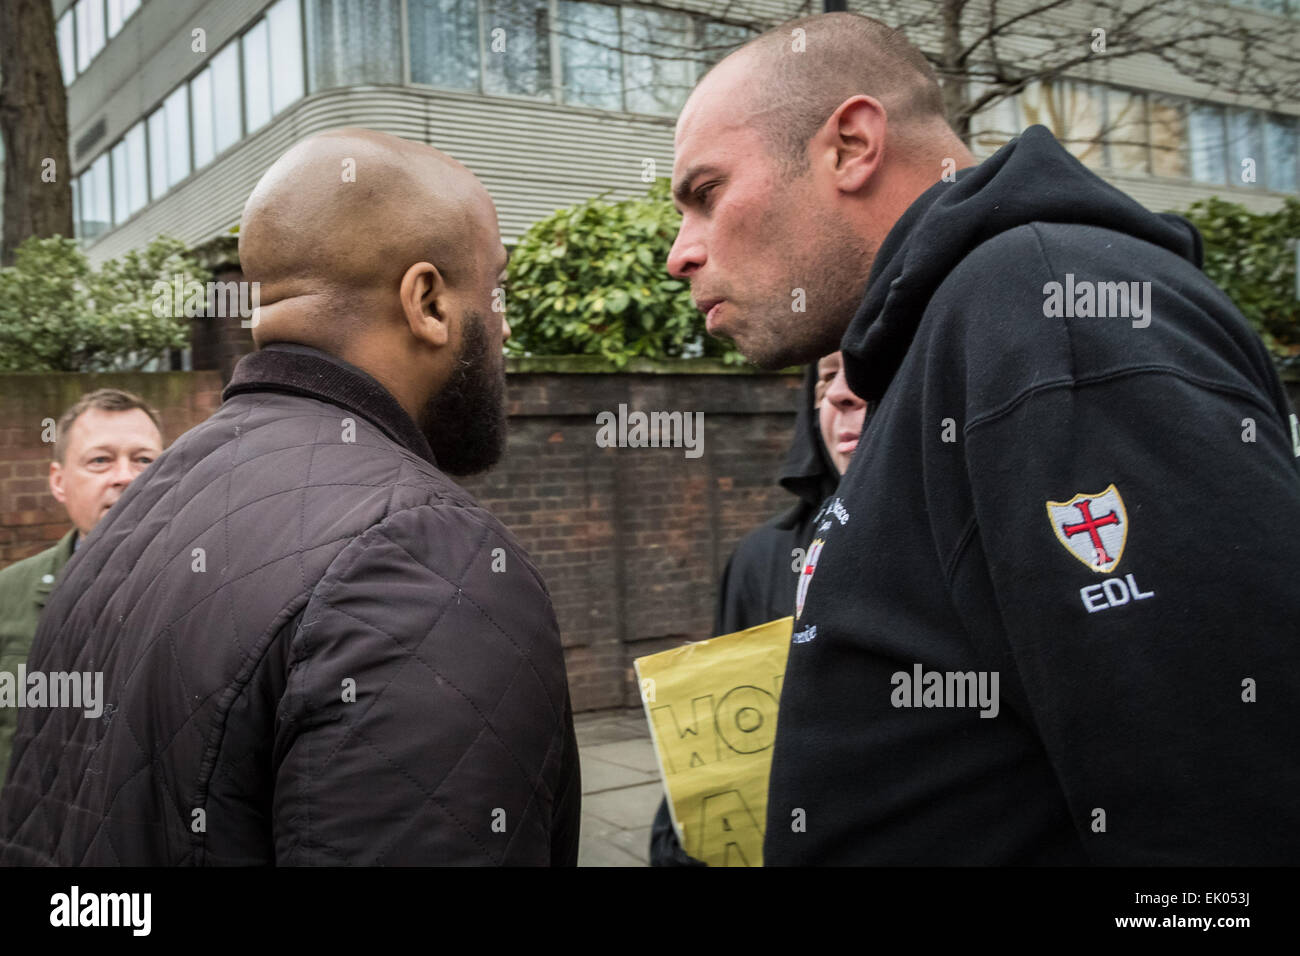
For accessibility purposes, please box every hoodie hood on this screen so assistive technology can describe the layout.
[773,364,841,528]
[841,124,1204,402]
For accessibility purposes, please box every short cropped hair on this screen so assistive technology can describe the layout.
[728,12,947,176]
[54,388,162,464]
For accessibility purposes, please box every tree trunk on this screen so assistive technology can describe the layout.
[0,0,74,266]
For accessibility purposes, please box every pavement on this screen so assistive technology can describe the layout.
[575,708,662,867]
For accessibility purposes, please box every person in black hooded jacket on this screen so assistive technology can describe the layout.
[666,12,1300,865]
[649,355,865,866]
[714,363,842,637]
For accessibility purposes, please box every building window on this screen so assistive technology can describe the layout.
[124,121,148,216]
[107,0,141,38]
[110,121,147,224]
[406,1,750,110]
[57,10,76,86]
[211,43,242,154]
[623,6,693,115]
[243,20,273,133]
[968,82,1021,157]
[1018,80,1106,169]
[1105,88,1149,174]
[1265,115,1298,193]
[245,0,309,131]
[61,0,140,85]
[193,42,244,167]
[268,0,306,113]
[147,108,167,201]
[1148,98,1188,179]
[147,86,191,199]
[1065,82,1106,170]
[70,175,81,239]
[971,85,1297,194]
[191,66,216,169]
[243,0,308,130]
[558,1,622,110]
[1189,105,1227,184]
[409,0,480,90]
[75,0,106,73]
[80,152,111,240]
[1226,109,1265,188]
[75,1,91,73]
[164,85,190,188]
[306,0,402,92]
[482,0,551,98]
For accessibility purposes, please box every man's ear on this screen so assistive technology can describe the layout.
[399,261,451,348]
[820,94,887,193]
[49,461,67,505]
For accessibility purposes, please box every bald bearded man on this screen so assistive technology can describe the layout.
[0,129,581,866]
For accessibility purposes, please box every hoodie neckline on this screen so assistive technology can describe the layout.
[840,124,1204,403]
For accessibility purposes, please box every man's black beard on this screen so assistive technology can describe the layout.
[419,311,507,476]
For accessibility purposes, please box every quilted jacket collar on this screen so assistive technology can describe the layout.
[222,343,437,466]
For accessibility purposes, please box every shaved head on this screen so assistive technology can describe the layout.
[240,128,499,353]
[716,13,947,177]
[240,129,513,475]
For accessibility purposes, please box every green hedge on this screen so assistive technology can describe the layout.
[505,178,742,367]
[0,235,207,372]
[1179,196,1300,368]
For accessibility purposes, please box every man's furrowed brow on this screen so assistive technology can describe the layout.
[673,164,723,206]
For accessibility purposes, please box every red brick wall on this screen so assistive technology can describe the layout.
[0,366,802,712]
[0,371,225,566]
[459,370,803,711]
[9,365,1297,711]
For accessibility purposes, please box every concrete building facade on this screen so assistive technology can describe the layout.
[52,0,1300,268]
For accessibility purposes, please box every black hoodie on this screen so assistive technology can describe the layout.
[765,125,1300,865]
[650,365,841,866]
[714,364,843,635]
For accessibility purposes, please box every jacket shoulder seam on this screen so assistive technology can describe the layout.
[964,365,1280,434]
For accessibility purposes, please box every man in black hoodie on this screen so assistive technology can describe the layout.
[668,12,1300,864]
[649,357,862,865]
[713,361,846,638]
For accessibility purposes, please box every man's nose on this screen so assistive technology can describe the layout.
[109,457,135,484]
[667,221,704,279]
[500,312,511,345]
[828,370,864,409]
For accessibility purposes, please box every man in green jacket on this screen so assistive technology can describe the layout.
[0,388,164,785]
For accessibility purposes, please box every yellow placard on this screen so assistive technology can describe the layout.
[634,616,792,867]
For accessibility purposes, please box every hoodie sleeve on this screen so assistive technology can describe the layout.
[950,253,1300,864]
[271,503,580,865]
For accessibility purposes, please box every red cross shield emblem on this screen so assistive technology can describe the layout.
[796,537,825,619]
[1046,484,1128,574]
